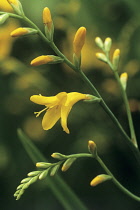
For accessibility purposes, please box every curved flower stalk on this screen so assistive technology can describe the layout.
[30,92,92,134]
[14,141,140,202]
[95,37,138,148]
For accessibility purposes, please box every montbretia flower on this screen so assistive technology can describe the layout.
[30,92,91,134]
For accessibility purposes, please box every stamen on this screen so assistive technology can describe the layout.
[34,107,48,117]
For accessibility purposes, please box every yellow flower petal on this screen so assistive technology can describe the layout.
[61,105,71,134]
[30,95,59,107]
[56,92,67,105]
[42,106,61,130]
[66,92,88,106]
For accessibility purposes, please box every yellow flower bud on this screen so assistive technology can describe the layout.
[36,162,52,169]
[43,7,52,30]
[90,174,112,187]
[51,153,66,160]
[73,27,86,57]
[120,72,128,90]
[112,49,120,71]
[31,55,53,66]
[10,27,38,37]
[88,140,97,156]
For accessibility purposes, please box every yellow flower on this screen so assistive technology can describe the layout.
[30,92,90,134]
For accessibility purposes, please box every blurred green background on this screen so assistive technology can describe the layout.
[0,0,140,209]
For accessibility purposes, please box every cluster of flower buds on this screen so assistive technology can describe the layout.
[95,37,120,71]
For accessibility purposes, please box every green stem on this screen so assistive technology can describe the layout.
[114,72,138,147]
[96,155,140,202]
[106,58,138,148]
[63,152,140,202]
[3,12,140,160]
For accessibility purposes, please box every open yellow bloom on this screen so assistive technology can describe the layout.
[30,92,90,134]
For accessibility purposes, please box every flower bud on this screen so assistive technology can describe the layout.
[112,49,120,71]
[0,13,9,25]
[36,162,52,169]
[39,169,50,180]
[51,153,66,160]
[30,55,64,66]
[28,176,38,185]
[73,27,86,69]
[88,140,97,156]
[50,165,60,176]
[16,184,24,190]
[120,72,128,90]
[27,171,41,177]
[61,158,76,172]
[10,27,38,37]
[104,37,112,52]
[73,27,86,57]
[96,53,107,63]
[43,7,54,41]
[90,174,112,187]
[95,37,104,49]
[7,0,24,16]
[21,177,31,184]
[43,7,52,29]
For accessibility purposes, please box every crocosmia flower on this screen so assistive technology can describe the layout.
[30,92,90,134]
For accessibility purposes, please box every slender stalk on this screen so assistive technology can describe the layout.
[96,155,140,202]
[60,152,140,202]
[2,12,140,160]
[106,58,138,148]
[114,72,137,147]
